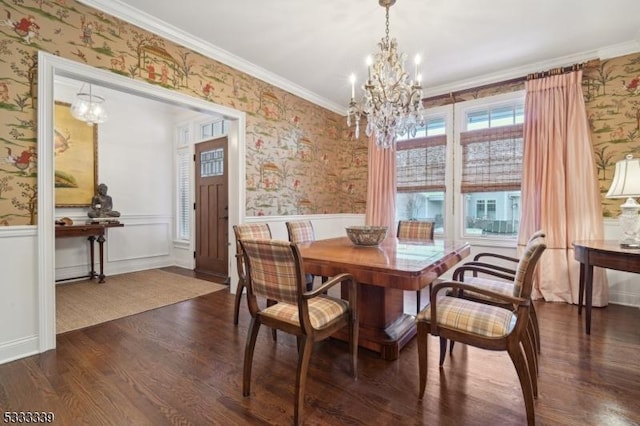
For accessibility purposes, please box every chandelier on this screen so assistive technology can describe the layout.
[347,0,425,149]
[70,83,108,126]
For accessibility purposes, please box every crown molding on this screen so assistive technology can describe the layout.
[424,40,640,98]
[79,0,640,114]
[77,0,346,115]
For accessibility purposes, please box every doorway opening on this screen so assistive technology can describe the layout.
[38,52,245,352]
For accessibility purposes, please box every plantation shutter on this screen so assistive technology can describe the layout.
[177,150,190,240]
[460,124,523,193]
[396,135,446,192]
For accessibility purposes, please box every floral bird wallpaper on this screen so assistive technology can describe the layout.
[0,0,368,226]
[0,0,638,226]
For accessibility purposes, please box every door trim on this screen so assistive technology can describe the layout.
[37,52,246,352]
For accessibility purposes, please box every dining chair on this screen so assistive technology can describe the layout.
[416,240,546,426]
[286,220,318,291]
[397,220,435,313]
[232,223,272,326]
[240,238,358,425]
[450,230,546,356]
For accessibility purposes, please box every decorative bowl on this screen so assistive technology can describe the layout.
[346,226,388,246]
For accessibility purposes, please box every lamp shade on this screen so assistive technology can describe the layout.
[70,83,108,126]
[606,154,640,198]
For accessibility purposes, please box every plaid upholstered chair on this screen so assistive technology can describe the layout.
[397,220,435,312]
[239,239,358,425]
[416,240,546,426]
[232,224,272,326]
[451,230,546,355]
[286,220,317,291]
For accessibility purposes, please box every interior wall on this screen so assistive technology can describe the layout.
[53,79,178,280]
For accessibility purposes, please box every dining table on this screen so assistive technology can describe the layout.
[297,236,471,360]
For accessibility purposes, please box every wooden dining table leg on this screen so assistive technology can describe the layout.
[339,282,417,361]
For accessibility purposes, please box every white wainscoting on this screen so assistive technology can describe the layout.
[0,227,40,363]
[54,215,174,282]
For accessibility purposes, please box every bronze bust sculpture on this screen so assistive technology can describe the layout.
[88,183,121,218]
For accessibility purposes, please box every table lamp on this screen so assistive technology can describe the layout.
[606,154,640,248]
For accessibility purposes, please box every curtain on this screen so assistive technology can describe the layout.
[365,135,397,237]
[520,70,607,306]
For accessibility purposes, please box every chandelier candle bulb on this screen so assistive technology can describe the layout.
[350,74,356,99]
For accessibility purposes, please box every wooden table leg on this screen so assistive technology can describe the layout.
[88,235,97,280]
[584,263,594,335]
[97,234,106,283]
[578,262,585,315]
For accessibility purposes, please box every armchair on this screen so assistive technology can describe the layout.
[416,240,546,426]
[240,239,358,425]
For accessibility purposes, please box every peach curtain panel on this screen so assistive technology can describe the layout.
[365,135,397,237]
[520,70,607,306]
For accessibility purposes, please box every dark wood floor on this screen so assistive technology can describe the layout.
[1,273,639,425]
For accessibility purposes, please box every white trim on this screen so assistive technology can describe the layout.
[0,335,39,365]
[77,1,640,116]
[37,52,245,353]
[425,41,640,99]
[0,226,36,238]
[76,0,344,115]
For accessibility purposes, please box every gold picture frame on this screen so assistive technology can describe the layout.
[54,101,98,207]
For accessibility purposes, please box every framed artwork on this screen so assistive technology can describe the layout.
[54,101,98,207]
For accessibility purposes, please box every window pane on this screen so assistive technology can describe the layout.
[201,123,212,138]
[426,117,446,136]
[178,126,190,147]
[200,149,224,177]
[490,106,515,127]
[464,191,520,236]
[515,105,524,124]
[467,110,489,130]
[396,191,445,233]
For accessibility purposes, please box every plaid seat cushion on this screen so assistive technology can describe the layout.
[260,295,349,329]
[416,296,516,337]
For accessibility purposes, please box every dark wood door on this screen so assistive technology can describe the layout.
[195,137,228,278]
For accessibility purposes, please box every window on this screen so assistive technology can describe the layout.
[201,120,225,139]
[396,115,448,233]
[457,95,524,238]
[395,91,524,242]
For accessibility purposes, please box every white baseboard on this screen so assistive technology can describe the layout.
[0,335,39,365]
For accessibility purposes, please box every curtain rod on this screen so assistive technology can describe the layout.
[424,59,600,104]
[526,59,599,80]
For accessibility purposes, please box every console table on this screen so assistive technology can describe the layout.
[55,223,124,283]
[573,240,640,334]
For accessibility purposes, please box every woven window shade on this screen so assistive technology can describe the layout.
[396,135,446,192]
[460,124,523,192]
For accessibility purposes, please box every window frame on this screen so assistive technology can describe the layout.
[395,105,453,236]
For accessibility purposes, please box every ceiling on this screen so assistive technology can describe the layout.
[83,0,640,114]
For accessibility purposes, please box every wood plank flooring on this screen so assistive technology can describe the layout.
[1,273,639,425]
